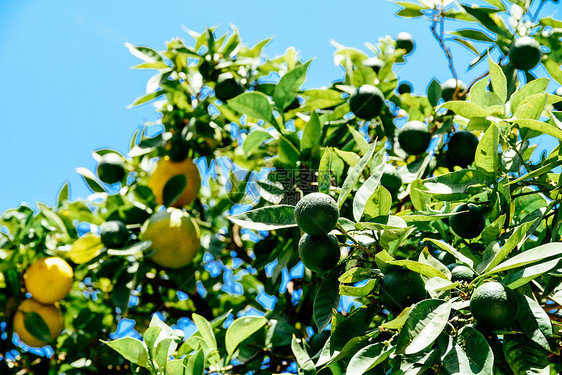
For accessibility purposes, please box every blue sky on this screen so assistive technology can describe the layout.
[0,0,559,213]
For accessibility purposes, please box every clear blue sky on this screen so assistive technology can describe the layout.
[0,0,559,213]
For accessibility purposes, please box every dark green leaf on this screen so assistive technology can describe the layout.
[23,312,53,343]
[442,326,493,375]
[301,112,322,153]
[274,60,312,111]
[163,175,187,207]
[242,130,273,154]
[314,263,345,331]
[516,293,556,352]
[76,167,106,193]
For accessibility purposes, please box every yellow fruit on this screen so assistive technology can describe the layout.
[13,299,63,348]
[24,257,73,304]
[147,156,201,207]
[140,208,201,268]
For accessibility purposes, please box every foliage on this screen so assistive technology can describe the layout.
[1,0,562,374]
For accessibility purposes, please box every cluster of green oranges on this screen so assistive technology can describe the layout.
[294,193,341,273]
[14,257,73,347]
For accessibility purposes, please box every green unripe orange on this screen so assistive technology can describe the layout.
[446,131,479,167]
[441,79,466,102]
[447,263,475,283]
[508,36,542,71]
[97,153,126,184]
[349,85,385,120]
[379,269,426,314]
[470,281,518,330]
[298,233,340,273]
[450,203,485,239]
[294,193,339,236]
[100,221,129,249]
[380,165,402,195]
[397,82,412,95]
[363,57,384,73]
[398,121,431,155]
[396,32,414,55]
[215,74,244,102]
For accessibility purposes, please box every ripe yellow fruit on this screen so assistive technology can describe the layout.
[147,156,201,207]
[13,299,63,348]
[140,208,201,268]
[24,257,73,304]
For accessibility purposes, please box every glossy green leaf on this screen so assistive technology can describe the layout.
[474,123,499,175]
[162,175,187,207]
[192,313,217,351]
[440,101,487,118]
[338,141,377,209]
[184,348,204,375]
[314,264,345,331]
[442,326,493,375]
[23,312,53,344]
[291,336,317,375]
[76,167,105,193]
[488,56,507,103]
[228,92,277,128]
[318,147,333,194]
[243,129,272,154]
[274,60,311,111]
[516,293,556,352]
[225,316,267,355]
[364,185,392,220]
[483,242,562,277]
[346,343,393,374]
[227,205,297,231]
[301,112,322,153]
[104,337,149,369]
[396,299,451,355]
[510,78,550,114]
[352,149,385,220]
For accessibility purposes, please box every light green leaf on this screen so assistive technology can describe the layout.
[475,123,499,175]
[488,56,507,103]
[192,313,217,351]
[352,150,385,221]
[440,101,487,118]
[424,239,474,269]
[389,260,448,279]
[226,316,267,355]
[483,242,562,277]
[347,125,370,155]
[228,92,277,128]
[346,343,393,374]
[338,141,377,209]
[274,60,312,111]
[318,147,333,194]
[364,185,392,220]
[514,93,548,120]
[291,336,316,375]
[104,338,149,369]
[243,129,273,154]
[301,112,322,153]
[510,78,550,114]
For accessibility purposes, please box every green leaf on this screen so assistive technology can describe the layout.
[470,77,487,108]
[364,186,392,220]
[128,91,165,108]
[488,56,507,103]
[274,60,312,111]
[104,337,149,369]
[154,338,178,370]
[474,123,499,175]
[225,316,267,356]
[243,129,272,154]
[479,218,540,274]
[424,239,474,269]
[460,5,508,37]
[126,43,166,64]
[450,29,494,43]
[192,313,217,351]
[442,326,494,375]
[227,205,297,231]
[76,167,106,193]
[352,150,385,221]
[143,326,161,351]
[347,125,370,155]
[483,242,562,277]
[278,135,300,167]
[346,343,393,374]
[338,141,377,209]
[318,147,333,194]
[516,293,556,352]
[422,169,492,201]
[544,59,562,85]
[396,7,424,17]
[510,78,549,114]
[301,112,322,153]
[380,307,410,329]
[440,101,487,118]
[503,334,549,374]
[514,93,548,120]
[427,78,441,107]
[291,336,317,375]
[340,279,378,297]
[163,175,187,207]
[228,92,277,129]
[314,263,345,331]
[23,312,53,343]
[389,260,448,279]
[396,299,451,355]
[184,348,204,375]
[57,182,69,206]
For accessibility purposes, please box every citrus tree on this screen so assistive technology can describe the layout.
[1,0,562,374]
